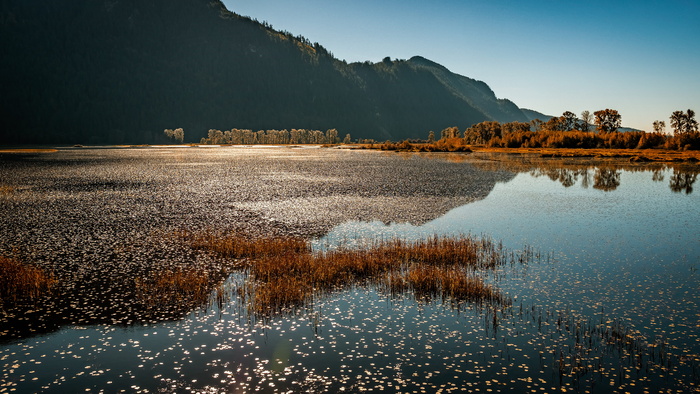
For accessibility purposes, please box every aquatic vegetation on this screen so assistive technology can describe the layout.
[135,267,215,309]
[186,232,512,314]
[0,185,14,198]
[0,256,55,305]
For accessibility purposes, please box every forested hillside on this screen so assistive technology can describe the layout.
[0,0,541,144]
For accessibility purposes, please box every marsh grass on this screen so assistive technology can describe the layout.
[135,267,213,308]
[185,232,512,314]
[0,185,15,197]
[0,256,55,305]
[186,230,692,385]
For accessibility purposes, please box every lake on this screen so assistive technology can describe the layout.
[0,147,698,392]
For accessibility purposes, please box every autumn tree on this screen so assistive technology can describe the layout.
[343,134,352,144]
[542,116,564,132]
[164,128,184,143]
[594,109,621,133]
[427,131,435,143]
[578,111,592,131]
[440,127,460,139]
[464,121,501,144]
[501,121,531,134]
[325,128,340,144]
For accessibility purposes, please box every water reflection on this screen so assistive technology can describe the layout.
[471,154,699,193]
[593,168,621,191]
[312,160,700,392]
[670,171,697,194]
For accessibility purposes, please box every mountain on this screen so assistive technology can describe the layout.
[520,108,552,122]
[0,0,540,144]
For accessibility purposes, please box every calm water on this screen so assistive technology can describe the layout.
[1,148,698,393]
[317,167,700,360]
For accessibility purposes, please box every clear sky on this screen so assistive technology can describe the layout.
[222,0,699,131]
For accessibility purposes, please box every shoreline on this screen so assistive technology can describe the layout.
[470,146,700,162]
[1,144,699,163]
[356,143,700,162]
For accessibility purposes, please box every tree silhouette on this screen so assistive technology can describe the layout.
[687,110,699,133]
[670,109,698,135]
[652,120,666,134]
[562,111,578,131]
[670,111,685,135]
[578,111,592,131]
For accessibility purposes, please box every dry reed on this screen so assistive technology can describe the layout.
[0,185,15,197]
[135,267,214,308]
[189,232,512,314]
[0,256,55,304]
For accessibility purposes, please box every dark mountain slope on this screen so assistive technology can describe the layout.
[406,56,530,123]
[0,0,538,144]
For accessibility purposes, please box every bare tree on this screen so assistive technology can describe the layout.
[652,120,666,134]
[578,111,592,131]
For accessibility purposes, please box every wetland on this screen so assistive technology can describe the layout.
[0,146,698,393]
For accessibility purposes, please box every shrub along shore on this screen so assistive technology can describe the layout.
[368,138,700,162]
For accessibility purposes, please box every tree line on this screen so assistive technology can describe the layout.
[195,128,351,145]
[454,109,699,150]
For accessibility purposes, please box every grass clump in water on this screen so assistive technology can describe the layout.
[0,185,15,197]
[135,267,213,309]
[0,256,55,305]
[187,232,513,314]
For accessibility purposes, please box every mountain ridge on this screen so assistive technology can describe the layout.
[0,0,545,144]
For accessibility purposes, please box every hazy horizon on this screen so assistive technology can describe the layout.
[223,0,700,132]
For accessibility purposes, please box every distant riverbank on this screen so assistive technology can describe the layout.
[358,141,700,163]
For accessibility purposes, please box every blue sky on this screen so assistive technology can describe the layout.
[222,0,700,131]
